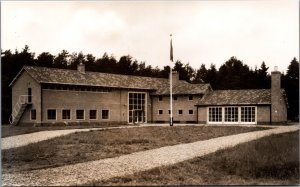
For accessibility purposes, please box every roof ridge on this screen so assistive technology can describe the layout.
[24,65,170,81]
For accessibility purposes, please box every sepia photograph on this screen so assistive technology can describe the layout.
[1,0,299,186]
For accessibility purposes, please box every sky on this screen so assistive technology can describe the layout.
[2,0,299,73]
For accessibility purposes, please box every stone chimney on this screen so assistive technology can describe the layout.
[271,66,281,122]
[77,62,85,73]
[170,71,179,84]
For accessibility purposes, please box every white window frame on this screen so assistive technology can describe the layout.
[127,92,147,123]
[240,106,257,125]
[30,109,36,121]
[224,106,239,124]
[47,109,57,120]
[207,107,223,124]
[102,109,110,120]
[207,106,257,125]
[89,109,98,120]
[76,109,85,120]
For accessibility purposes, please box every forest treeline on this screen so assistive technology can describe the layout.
[2,45,299,123]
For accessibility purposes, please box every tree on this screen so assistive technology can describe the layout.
[53,50,69,69]
[118,55,138,75]
[257,61,270,88]
[193,64,207,83]
[173,61,194,82]
[36,52,54,67]
[286,57,299,80]
[285,57,299,120]
[206,64,218,89]
[216,56,251,89]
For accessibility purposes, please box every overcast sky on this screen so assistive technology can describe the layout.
[2,0,299,73]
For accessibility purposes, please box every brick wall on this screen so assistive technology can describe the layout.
[257,106,271,123]
[12,71,41,124]
[152,95,200,123]
[41,89,129,123]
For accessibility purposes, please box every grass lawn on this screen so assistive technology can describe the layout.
[94,131,299,185]
[1,123,127,138]
[2,126,269,173]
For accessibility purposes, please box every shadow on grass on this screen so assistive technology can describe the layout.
[95,130,299,185]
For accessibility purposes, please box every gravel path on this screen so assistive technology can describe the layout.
[2,123,273,150]
[1,126,138,150]
[2,125,298,186]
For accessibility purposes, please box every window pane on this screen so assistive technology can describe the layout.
[209,107,222,122]
[76,110,84,120]
[90,110,97,120]
[31,110,36,120]
[102,110,109,119]
[62,110,71,120]
[47,109,56,120]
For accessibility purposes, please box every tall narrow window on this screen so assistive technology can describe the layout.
[128,93,146,123]
[241,107,256,122]
[31,109,36,120]
[208,107,222,122]
[225,107,238,122]
[47,109,56,120]
[28,88,32,103]
[62,109,71,120]
[90,110,97,120]
[102,110,109,119]
[76,110,84,120]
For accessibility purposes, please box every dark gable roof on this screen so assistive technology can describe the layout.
[11,66,210,95]
[196,89,272,106]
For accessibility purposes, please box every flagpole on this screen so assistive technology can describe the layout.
[170,34,173,126]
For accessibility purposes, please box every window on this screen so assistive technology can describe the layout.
[76,110,84,120]
[128,93,146,123]
[168,110,171,114]
[89,110,97,120]
[209,107,222,122]
[189,95,193,100]
[189,110,194,115]
[173,96,178,101]
[62,109,71,120]
[241,107,256,122]
[158,96,163,101]
[225,107,238,122]
[178,110,183,115]
[31,109,36,120]
[102,110,109,119]
[47,109,56,120]
[158,110,163,115]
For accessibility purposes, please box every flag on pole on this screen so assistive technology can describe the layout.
[170,36,173,62]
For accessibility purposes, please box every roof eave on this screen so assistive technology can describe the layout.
[195,103,271,106]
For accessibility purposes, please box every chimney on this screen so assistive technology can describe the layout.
[170,71,179,84]
[77,62,85,73]
[271,66,281,122]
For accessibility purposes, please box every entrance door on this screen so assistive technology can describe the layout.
[28,88,32,103]
[128,93,146,123]
[133,110,144,123]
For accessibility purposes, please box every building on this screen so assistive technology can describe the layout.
[9,64,288,126]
